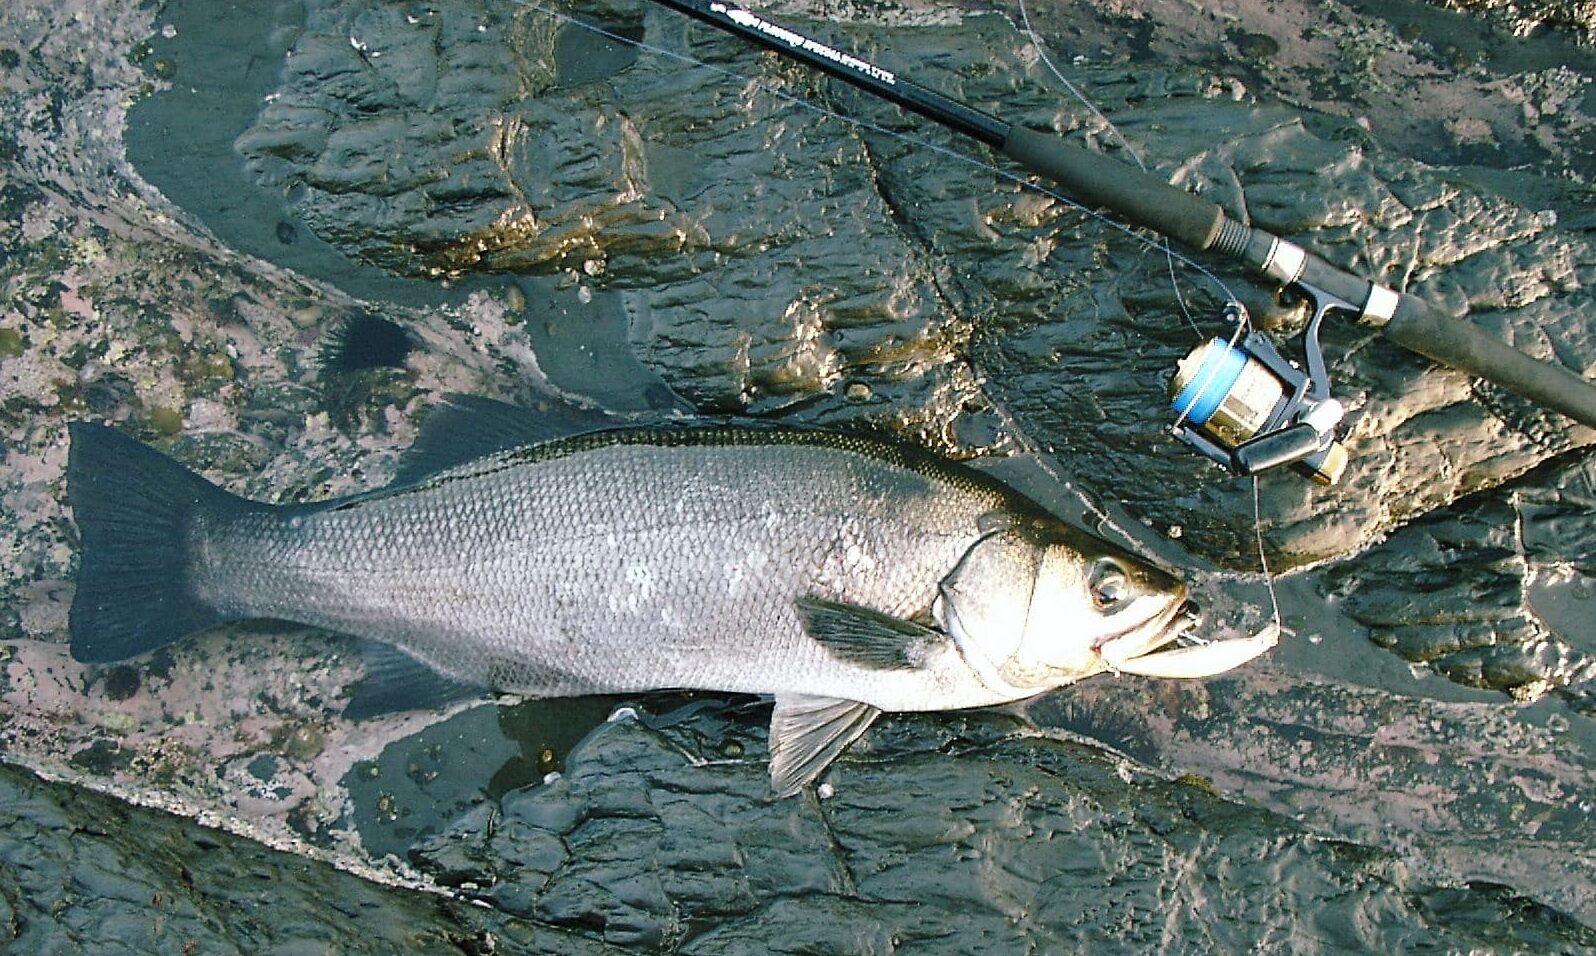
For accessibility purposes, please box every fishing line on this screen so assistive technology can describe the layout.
[1014,0,1206,339]
[1002,0,1254,432]
[1011,0,1280,625]
[533,4,1596,439]
[1250,475,1284,630]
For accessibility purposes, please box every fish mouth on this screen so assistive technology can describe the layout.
[1094,591,1198,664]
[1168,599,1202,640]
[1147,595,1201,647]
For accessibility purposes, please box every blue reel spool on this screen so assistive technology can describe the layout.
[1170,338,1248,426]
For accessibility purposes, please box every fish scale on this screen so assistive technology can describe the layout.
[197,435,1002,710]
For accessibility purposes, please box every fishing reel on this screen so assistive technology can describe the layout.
[1169,288,1350,485]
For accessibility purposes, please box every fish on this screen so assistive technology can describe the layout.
[65,396,1198,796]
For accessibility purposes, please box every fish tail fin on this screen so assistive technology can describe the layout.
[66,423,259,663]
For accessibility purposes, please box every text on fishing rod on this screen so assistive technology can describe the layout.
[710,2,898,85]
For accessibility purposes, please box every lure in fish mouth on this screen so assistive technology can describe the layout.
[64,395,1274,798]
[926,525,1262,700]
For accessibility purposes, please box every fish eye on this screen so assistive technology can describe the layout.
[1089,560,1129,610]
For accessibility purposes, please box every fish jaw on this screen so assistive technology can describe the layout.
[1091,587,1194,670]
[931,588,1038,701]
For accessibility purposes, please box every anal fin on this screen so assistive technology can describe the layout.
[343,641,487,720]
[768,694,881,798]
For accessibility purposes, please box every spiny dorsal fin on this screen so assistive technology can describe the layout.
[795,596,948,671]
[319,313,415,374]
[393,394,623,486]
[768,694,881,797]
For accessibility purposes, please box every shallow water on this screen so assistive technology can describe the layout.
[1,0,1594,950]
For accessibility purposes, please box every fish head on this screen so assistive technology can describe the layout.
[935,521,1191,697]
[1021,529,1191,678]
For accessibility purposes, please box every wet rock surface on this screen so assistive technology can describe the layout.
[407,701,1596,953]
[233,0,978,425]
[7,705,1595,954]
[1435,0,1596,42]
[1047,663,1596,924]
[1327,455,1596,706]
[0,760,619,955]
[1,0,1594,950]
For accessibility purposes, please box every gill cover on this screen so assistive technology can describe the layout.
[934,529,1041,695]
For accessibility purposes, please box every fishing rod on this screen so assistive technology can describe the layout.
[644,0,1596,483]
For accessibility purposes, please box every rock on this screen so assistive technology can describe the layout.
[1043,664,1596,924]
[410,701,1596,952]
[0,761,619,955]
[1327,455,1596,705]
[1435,0,1596,43]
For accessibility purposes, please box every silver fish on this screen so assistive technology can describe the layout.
[66,397,1193,795]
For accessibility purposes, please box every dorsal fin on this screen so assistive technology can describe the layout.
[319,312,415,374]
[393,394,625,486]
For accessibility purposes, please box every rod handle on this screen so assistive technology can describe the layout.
[1223,222,1596,430]
[1001,128,1596,431]
[1382,293,1596,429]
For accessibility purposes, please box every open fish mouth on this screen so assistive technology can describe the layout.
[1094,593,1199,665]
[1146,595,1203,650]
[1098,594,1285,680]
[1168,599,1203,641]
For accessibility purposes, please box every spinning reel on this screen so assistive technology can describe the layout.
[1170,286,1354,486]
[653,0,1596,482]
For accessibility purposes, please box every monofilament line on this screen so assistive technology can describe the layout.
[506,0,1283,616]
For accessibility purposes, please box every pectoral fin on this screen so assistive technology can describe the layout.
[768,694,882,798]
[795,596,948,671]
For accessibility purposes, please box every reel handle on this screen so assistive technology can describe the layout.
[1233,423,1326,475]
